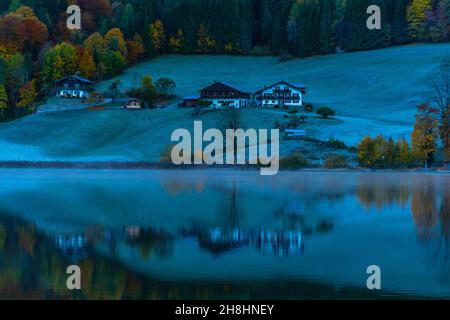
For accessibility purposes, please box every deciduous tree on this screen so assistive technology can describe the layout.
[407,0,432,41]
[412,103,440,166]
[149,19,166,54]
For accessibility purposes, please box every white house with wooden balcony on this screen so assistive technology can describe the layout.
[254,81,306,108]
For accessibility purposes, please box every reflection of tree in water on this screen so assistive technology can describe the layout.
[439,190,450,242]
[357,183,410,210]
[0,213,183,299]
[410,181,450,274]
[229,180,238,226]
[431,188,450,265]
[206,179,241,227]
[0,211,409,299]
[275,204,334,236]
[411,182,438,241]
[159,174,206,196]
[0,223,6,250]
[125,227,174,260]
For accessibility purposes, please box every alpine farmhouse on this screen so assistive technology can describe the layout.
[200,81,251,109]
[183,81,307,109]
[254,81,306,108]
[54,74,96,98]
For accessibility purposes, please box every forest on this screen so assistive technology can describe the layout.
[0,0,449,121]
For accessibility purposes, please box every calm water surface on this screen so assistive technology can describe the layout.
[0,169,449,299]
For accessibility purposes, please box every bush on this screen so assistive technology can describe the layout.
[316,107,336,119]
[160,144,176,162]
[324,155,349,169]
[251,45,272,56]
[327,138,347,150]
[155,77,176,97]
[304,103,314,112]
[280,151,307,169]
[160,144,196,163]
[278,52,294,62]
[86,92,103,104]
[274,120,283,129]
[348,146,358,153]
[288,107,299,115]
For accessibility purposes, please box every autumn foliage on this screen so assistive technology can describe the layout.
[0,7,48,54]
[411,103,440,166]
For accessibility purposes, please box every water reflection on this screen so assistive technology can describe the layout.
[183,227,304,257]
[0,170,448,299]
[124,226,174,260]
[355,175,450,244]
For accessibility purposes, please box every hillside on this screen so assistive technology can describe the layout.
[0,44,448,162]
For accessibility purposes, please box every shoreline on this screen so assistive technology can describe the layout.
[0,161,448,173]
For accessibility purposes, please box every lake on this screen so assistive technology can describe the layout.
[0,169,449,299]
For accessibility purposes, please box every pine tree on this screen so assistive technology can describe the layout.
[8,0,23,13]
[343,0,391,51]
[270,0,292,54]
[319,0,336,54]
[391,0,410,44]
[120,3,136,38]
[289,0,321,57]
[0,84,8,116]
[134,0,156,54]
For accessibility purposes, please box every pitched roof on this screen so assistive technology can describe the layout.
[200,81,250,95]
[55,74,96,85]
[183,95,200,100]
[255,81,306,94]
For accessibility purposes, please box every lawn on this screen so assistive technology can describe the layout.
[0,43,448,162]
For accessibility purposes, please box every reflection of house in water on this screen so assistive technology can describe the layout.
[198,227,250,254]
[190,227,303,257]
[284,202,306,216]
[257,230,302,257]
[55,234,87,259]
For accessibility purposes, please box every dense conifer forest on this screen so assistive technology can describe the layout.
[0,0,449,121]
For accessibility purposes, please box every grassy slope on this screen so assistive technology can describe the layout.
[0,43,449,162]
[99,43,450,121]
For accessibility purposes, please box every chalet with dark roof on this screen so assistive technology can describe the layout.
[200,81,251,109]
[54,74,96,99]
[254,81,306,108]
